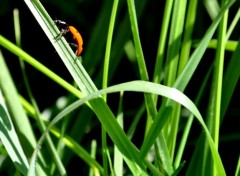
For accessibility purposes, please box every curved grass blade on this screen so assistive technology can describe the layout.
[29,80,210,175]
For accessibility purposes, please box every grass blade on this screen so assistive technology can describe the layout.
[0,52,29,175]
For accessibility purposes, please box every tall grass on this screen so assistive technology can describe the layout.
[0,0,239,175]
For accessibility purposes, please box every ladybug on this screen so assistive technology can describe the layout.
[54,20,83,56]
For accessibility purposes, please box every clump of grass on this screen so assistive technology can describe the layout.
[0,0,239,175]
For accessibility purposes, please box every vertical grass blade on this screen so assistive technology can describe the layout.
[102,1,119,174]
[153,0,174,84]
[221,39,240,119]
[205,1,229,174]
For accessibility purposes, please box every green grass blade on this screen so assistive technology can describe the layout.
[178,0,198,74]
[102,1,119,174]
[83,1,114,72]
[0,50,37,157]
[154,124,174,175]
[174,0,236,92]
[193,39,238,51]
[221,40,240,119]
[127,2,175,173]
[163,0,187,161]
[0,50,49,175]
[20,95,104,175]
[29,80,207,176]
[0,52,29,175]
[102,0,119,92]
[174,67,212,168]
[172,0,198,168]
[29,79,231,175]
[126,7,170,170]
[127,0,148,81]
[226,8,240,40]
[89,140,99,176]
[173,2,235,175]
[153,0,174,84]
[114,92,124,176]
[0,36,84,99]
[203,0,220,20]
[165,0,187,87]
[13,9,66,175]
[50,130,104,175]
[127,0,158,120]
[235,155,240,176]
[206,2,228,174]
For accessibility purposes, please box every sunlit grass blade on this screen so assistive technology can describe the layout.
[13,8,66,175]
[126,2,173,173]
[0,54,29,175]
[178,0,198,74]
[173,2,235,175]
[0,92,29,175]
[193,39,238,51]
[163,0,188,161]
[0,51,36,157]
[29,80,207,176]
[172,0,198,168]
[102,0,119,92]
[50,130,104,175]
[0,36,84,99]
[89,140,99,176]
[153,0,173,85]
[226,8,240,40]
[151,1,235,175]
[174,67,212,168]
[235,155,240,176]
[114,92,124,176]
[102,1,119,174]
[0,50,48,175]
[127,0,157,119]
[203,0,220,20]
[205,2,228,174]
[20,95,104,174]
[127,0,148,81]
[174,0,236,92]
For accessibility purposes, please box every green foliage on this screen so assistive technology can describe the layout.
[0,0,239,175]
